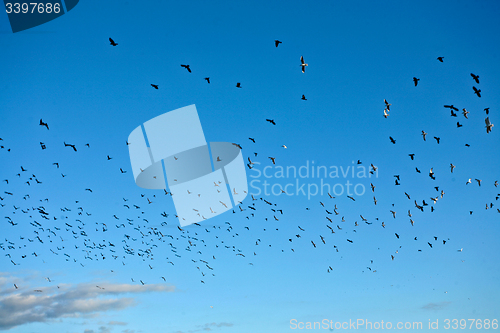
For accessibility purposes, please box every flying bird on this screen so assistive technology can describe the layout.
[109,38,118,46]
[39,119,49,130]
[301,94,307,100]
[444,105,459,111]
[470,73,479,84]
[485,117,494,133]
[181,64,191,73]
[462,108,469,119]
[151,84,159,89]
[275,40,282,47]
[300,56,308,73]
[266,119,276,125]
[413,77,420,86]
[384,99,391,110]
[204,77,210,84]
[64,142,77,151]
[429,168,435,180]
[389,136,396,144]
[437,57,444,62]
[473,86,481,97]
[421,130,427,141]
[434,136,440,144]
[236,82,241,88]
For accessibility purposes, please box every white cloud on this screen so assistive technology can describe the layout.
[174,322,234,333]
[0,282,176,330]
[421,301,451,310]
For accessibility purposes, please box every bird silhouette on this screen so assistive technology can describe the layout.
[473,86,481,97]
[64,142,77,151]
[181,64,191,73]
[109,38,118,46]
[39,119,49,130]
[151,84,159,89]
[470,73,479,84]
[275,40,282,47]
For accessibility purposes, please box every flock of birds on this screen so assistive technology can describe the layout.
[0,39,498,294]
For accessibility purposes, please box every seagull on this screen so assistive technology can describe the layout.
[39,119,49,130]
[484,107,490,115]
[266,119,276,125]
[109,38,118,46]
[268,157,276,164]
[475,179,482,186]
[389,136,396,144]
[450,163,455,173]
[421,130,427,141]
[485,117,494,133]
[204,77,210,84]
[383,108,389,118]
[466,178,472,185]
[300,56,308,73]
[434,136,440,144]
[473,86,481,97]
[457,122,463,128]
[301,94,307,100]
[429,168,435,180]
[408,153,415,160]
[437,57,444,62]
[151,84,159,89]
[236,82,241,88]
[384,99,391,110]
[281,145,287,149]
[413,77,420,86]
[462,108,469,119]
[181,64,191,73]
[470,73,479,84]
[275,40,282,47]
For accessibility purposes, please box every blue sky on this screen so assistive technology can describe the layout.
[1,0,499,332]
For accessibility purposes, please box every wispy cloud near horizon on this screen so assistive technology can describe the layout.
[0,282,176,330]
